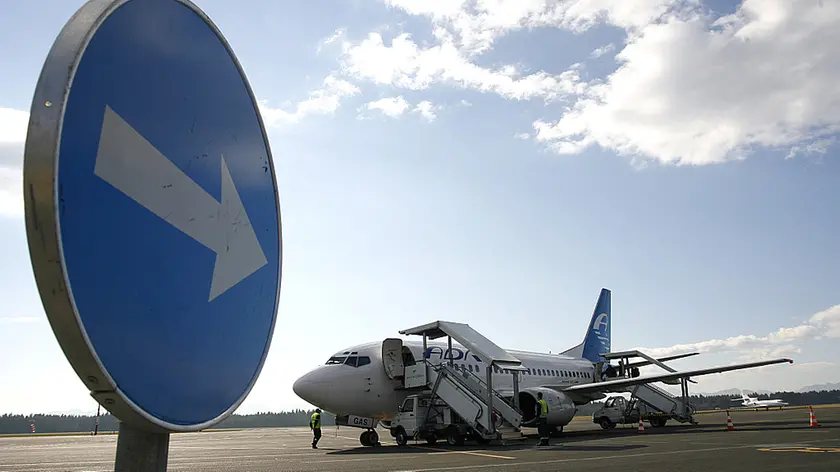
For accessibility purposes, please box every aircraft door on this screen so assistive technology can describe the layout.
[382,338,405,379]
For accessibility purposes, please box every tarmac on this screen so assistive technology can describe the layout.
[1,406,839,471]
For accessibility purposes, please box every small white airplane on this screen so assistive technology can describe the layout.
[293,288,794,446]
[732,392,789,409]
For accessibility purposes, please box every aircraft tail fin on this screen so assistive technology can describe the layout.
[560,288,612,364]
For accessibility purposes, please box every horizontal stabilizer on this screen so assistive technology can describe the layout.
[555,358,793,395]
[624,352,700,369]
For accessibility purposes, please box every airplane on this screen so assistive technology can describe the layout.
[731,392,789,410]
[292,288,794,446]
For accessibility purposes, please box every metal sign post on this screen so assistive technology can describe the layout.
[23,0,282,469]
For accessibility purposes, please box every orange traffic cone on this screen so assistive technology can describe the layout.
[809,406,820,427]
[637,418,645,433]
[726,410,735,431]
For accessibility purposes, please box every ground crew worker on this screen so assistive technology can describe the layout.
[310,408,322,449]
[536,392,550,446]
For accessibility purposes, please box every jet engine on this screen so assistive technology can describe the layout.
[518,387,577,427]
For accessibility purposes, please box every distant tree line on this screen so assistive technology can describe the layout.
[689,389,840,411]
[215,409,336,429]
[0,409,335,435]
[3,390,838,435]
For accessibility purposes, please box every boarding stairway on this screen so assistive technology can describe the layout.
[428,363,522,431]
[630,382,696,423]
[603,350,698,424]
[399,321,526,440]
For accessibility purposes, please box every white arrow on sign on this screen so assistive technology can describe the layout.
[93,105,268,302]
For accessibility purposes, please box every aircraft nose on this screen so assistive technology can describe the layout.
[292,374,312,401]
[292,371,326,406]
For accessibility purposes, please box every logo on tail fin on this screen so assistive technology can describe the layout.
[582,289,611,364]
[593,313,609,333]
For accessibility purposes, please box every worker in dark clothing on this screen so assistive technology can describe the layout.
[310,408,322,449]
[536,392,550,446]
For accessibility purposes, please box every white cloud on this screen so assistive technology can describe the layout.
[381,0,690,55]
[793,361,836,371]
[0,166,23,218]
[360,97,440,122]
[641,303,840,360]
[259,75,361,126]
[363,96,411,118]
[413,100,438,121]
[0,107,28,144]
[345,0,840,166]
[339,32,586,101]
[382,0,470,19]
[317,28,346,54]
[786,137,836,160]
[810,304,840,338]
[341,1,682,107]
[534,0,840,165]
[0,107,28,219]
[590,43,615,58]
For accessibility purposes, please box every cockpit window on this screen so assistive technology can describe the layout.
[325,355,371,367]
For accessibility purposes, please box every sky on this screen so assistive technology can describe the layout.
[1,0,839,416]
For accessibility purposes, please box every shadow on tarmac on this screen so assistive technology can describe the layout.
[325,441,648,455]
[548,421,838,440]
[322,412,838,456]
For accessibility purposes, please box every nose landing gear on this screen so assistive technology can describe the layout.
[360,429,380,447]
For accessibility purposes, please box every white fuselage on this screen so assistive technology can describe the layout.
[292,339,597,423]
[741,398,788,408]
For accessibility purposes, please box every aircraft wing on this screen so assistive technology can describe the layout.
[552,358,793,395]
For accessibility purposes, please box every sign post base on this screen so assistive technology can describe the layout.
[114,422,169,472]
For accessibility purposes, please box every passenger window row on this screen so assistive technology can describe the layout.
[452,362,591,379]
[325,351,589,378]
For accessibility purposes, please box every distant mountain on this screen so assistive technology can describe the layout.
[798,382,840,393]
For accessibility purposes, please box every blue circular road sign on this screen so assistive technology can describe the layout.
[23,0,282,433]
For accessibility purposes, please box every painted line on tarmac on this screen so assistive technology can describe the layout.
[388,437,840,472]
[601,439,673,444]
[14,470,112,472]
[758,446,840,453]
[313,454,448,465]
[409,445,515,460]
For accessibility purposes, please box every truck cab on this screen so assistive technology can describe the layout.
[592,396,632,429]
[592,395,671,429]
[390,393,476,446]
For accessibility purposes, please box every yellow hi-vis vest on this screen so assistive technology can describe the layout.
[310,412,321,429]
[538,399,549,418]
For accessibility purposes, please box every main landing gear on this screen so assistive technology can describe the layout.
[360,428,380,447]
